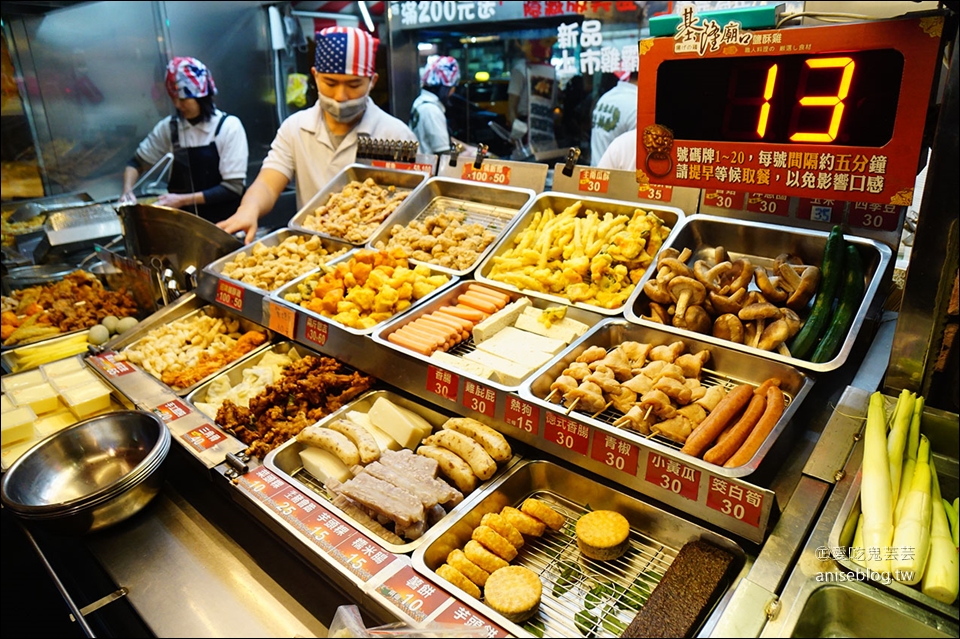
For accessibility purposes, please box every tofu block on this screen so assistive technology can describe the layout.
[40,356,85,379]
[514,312,589,344]
[472,298,531,343]
[47,369,98,393]
[299,446,352,484]
[2,369,44,392]
[367,397,434,450]
[430,350,495,380]
[10,383,59,415]
[1,439,35,472]
[344,410,402,452]
[477,325,567,356]
[463,349,538,387]
[60,380,111,419]
[1,394,14,413]
[2,405,36,447]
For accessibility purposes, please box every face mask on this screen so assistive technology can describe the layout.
[319,94,368,123]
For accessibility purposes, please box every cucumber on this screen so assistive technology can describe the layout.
[811,245,865,363]
[790,226,845,359]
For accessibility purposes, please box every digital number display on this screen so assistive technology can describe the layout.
[655,49,903,146]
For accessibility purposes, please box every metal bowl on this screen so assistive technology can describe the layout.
[1,410,170,535]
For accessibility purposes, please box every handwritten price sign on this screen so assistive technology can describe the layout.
[304,317,328,347]
[544,412,589,456]
[578,168,609,194]
[215,279,244,311]
[644,452,700,502]
[706,475,763,528]
[590,430,639,476]
[426,365,459,402]
[637,183,673,202]
[266,301,296,338]
[462,380,496,418]
[461,163,511,185]
[504,396,539,436]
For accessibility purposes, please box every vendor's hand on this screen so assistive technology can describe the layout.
[157,192,188,210]
[216,206,259,245]
[118,191,137,206]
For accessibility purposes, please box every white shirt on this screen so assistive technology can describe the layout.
[597,129,637,172]
[591,82,638,166]
[508,60,529,117]
[261,98,418,208]
[410,90,450,155]
[135,108,248,181]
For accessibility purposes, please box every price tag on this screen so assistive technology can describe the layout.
[461,163,511,185]
[336,534,394,582]
[705,475,763,528]
[215,278,244,311]
[590,430,639,476]
[88,352,136,377]
[298,502,360,551]
[643,451,700,502]
[578,168,610,194]
[239,466,289,500]
[746,193,788,216]
[379,564,451,623]
[153,398,191,423]
[544,411,589,456]
[181,422,228,452]
[266,300,297,338]
[703,189,744,210]
[504,396,540,436]
[370,159,434,175]
[434,603,508,637]
[426,365,459,402]
[848,202,902,232]
[637,182,673,202]
[462,380,496,418]
[304,316,328,347]
[797,198,838,223]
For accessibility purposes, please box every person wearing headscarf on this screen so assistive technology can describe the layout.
[121,56,248,223]
[410,55,460,154]
[218,26,417,243]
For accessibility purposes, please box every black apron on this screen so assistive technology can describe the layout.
[167,113,238,223]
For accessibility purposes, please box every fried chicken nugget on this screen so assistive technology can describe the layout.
[436,563,481,600]
[464,540,509,574]
[447,549,490,587]
[520,498,566,531]
[480,512,524,549]
[471,525,518,562]
[501,506,546,537]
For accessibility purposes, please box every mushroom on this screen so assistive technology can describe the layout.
[783,265,821,311]
[668,276,706,319]
[655,247,693,282]
[774,252,805,275]
[713,313,745,343]
[694,260,733,292]
[754,267,789,304]
[757,319,792,351]
[673,304,711,334]
[656,256,693,284]
[745,290,769,306]
[720,257,754,294]
[744,320,760,348]
[709,287,747,315]
[647,302,670,324]
[714,246,728,265]
[739,302,781,348]
[780,307,802,337]
[643,278,673,304]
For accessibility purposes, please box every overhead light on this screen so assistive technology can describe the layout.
[357,1,374,32]
[459,35,499,44]
[418,42,435,51]
[475,71,490,81]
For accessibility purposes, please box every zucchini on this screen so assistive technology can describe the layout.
[790,226,845,359]
[811,245,865,363]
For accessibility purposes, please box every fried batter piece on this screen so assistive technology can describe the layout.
[161,330,268,389]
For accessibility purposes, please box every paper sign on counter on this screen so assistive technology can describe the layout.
[590,430,639,476]
[266,300,297,338]
[504,396,539,436]
[544,412,589,456]
[644,451,700,502]
[706,474,763,528]
[426,365,459,402]
[215,279,244,311]
[377,564,450,623]
[462,380,496,418]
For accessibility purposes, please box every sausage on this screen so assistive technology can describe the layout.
[679,383,754,457]
[397,324,445,348]
[703,393,766,465]
[456,303,490,320]
[724,385,785,468]
[440,305,483,323]
[416,316,462,343]
[433,310,475,332]
[388,330,436,355]
[753,377,782,397]
[467,284,511,306]
[463,288,508,310]
[422,313,470,339]
[458,293,498,314]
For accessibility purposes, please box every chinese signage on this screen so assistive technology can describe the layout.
[426,365,459,402]
[504,396,540,435]
[557,18,640,77]
[394,1,642,30]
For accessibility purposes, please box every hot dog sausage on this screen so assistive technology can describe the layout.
[679,383,754,457]
[467,284,511,306]
[703,392,766,465]
[458,293,498,314]
[388,330,436,355]
[724,385,785,468]
[440,305,483,323]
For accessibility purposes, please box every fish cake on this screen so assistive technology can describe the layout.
[472,525,518,561]
[464,540,510,573]
[520,498,566,531]
[437,563,481,600]
[501,506,546,537]
[447,548,490,587]
[483,566,542,623]
[481,512,524,549]
[576,510,631,561]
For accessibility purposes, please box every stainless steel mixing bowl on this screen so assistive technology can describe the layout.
[1,410,171,535]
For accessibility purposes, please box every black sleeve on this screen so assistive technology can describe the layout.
[201,181,243,205]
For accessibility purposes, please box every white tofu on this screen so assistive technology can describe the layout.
[463,349,539,387]
[299,446,352,484]
[514,312,589,345]
[479,325,567,356]
[472,298,531,343]
[367,397,434,450]
[344,410,402,452]
[429,350,495,380]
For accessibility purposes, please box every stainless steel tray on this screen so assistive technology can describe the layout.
[1,329,93,373]
[520,318,814,478]
[413,459,745,638]
[288,164,429,246]
[828,395,959,620]
[372,280,604,392]
[365,177,536,277]
[105,292,274,396]
[623,215,892,373]
[197,228,354,324]
[263,389,521,554]
[474,192,684,316]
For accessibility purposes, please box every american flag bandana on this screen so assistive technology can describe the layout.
[314,26,379,77]
[165,57,217,99]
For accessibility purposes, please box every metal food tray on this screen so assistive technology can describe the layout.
[271,256,459,337]
[474,192,684,316]
[263,389,521,554]
[1,329,92,373]
[288,164,429,246]
[103,292,274,397]
[364,177,536,277]
[372,280,604,392]
[520,318,813,478]
[198,228,354,324]
[413,459,745,638]
[623,215,892,373]
[828,396,959,620]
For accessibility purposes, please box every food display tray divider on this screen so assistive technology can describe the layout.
[288,164,430,246]
[623,214,892,373]
[364,177,536,277]
[473,192,685,316]
[828,392,959,620]
[413,459,746,638]
[197,228,354,326]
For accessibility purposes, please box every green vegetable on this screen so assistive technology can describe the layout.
[553,561,583,597]
[601,608,627,635]
[524,617,546,638]
[584,581,610,610]
[886,389,916,507]
[942,498,958,548]
[953,498,959,547]
[790,225,845,359]
[810,243,865,363]
[574,609,598,637]
[893,397,923,526]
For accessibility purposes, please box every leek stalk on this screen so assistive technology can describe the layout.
[862,392,894,575]
[894,396,924,525]
[921,461,959,605]
[891,436,931,584]
[887,389,915,506]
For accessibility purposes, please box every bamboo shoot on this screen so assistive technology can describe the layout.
[891,436,931,584]
[862,392,894,575]
[887,389,915,506]
[894,396,923,525]
[921,461,959,604]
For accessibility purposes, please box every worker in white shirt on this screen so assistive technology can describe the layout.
[410,56,460,155]
[596,128,638,172]
[590,71,638,166]
[218,26,416,243]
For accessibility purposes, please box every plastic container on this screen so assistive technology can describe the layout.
[40,356,86,379]
[1,369,45,392]
[2,405,36,447]
[60,380,112,419]
[1,394,14,413]
[47,369,98,393]
[9,383,59,415]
